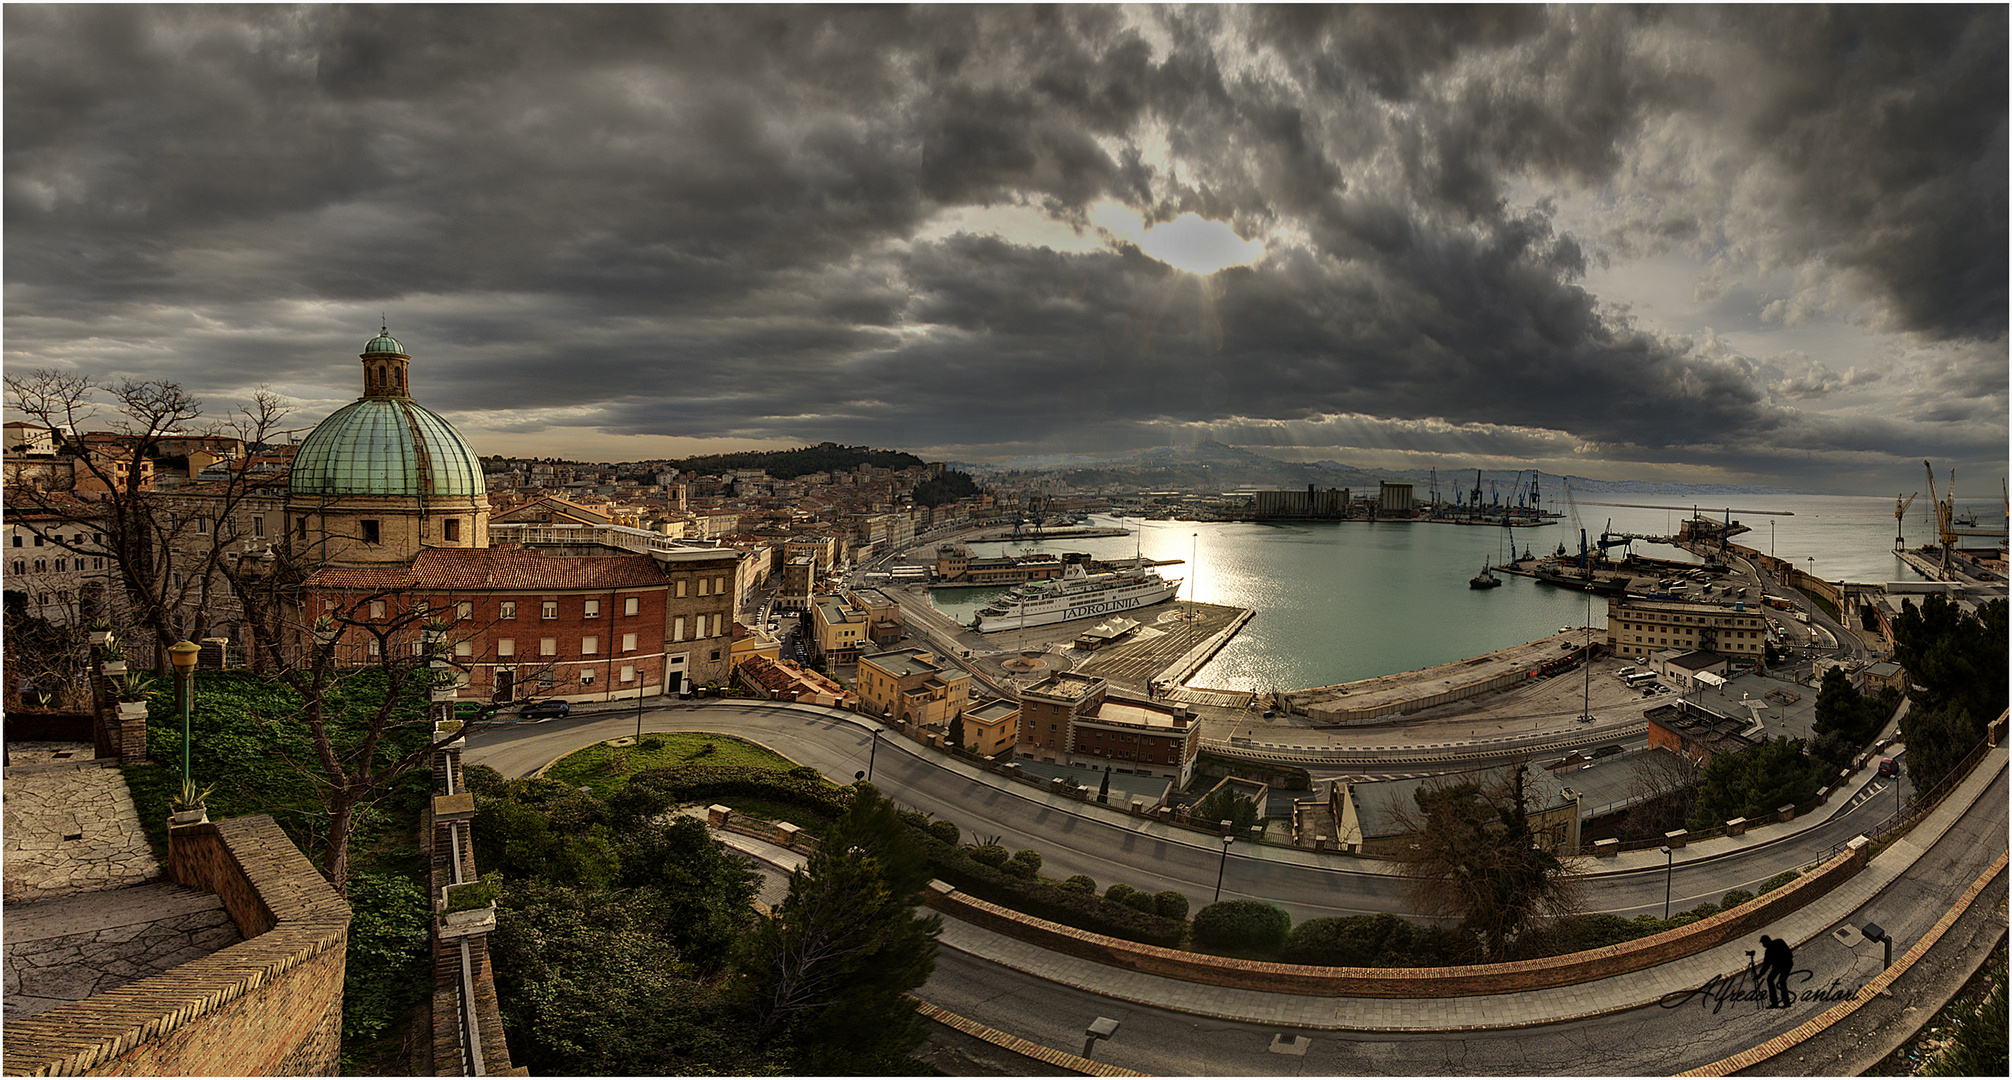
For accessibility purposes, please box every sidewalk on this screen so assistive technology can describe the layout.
[702,743,2007,1034]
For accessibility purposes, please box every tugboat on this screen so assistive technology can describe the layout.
[1469,562,1501,589]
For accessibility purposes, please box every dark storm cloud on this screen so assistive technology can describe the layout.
[4,5,2004,493]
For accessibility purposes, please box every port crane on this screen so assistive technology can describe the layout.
[1892,491,1917,551]
[1924,460,1957,575]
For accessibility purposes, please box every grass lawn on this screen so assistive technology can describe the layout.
[545,731,798,794]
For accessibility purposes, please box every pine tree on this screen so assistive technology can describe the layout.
[731,784,941,1074]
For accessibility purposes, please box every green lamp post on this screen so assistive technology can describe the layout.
[168,640,202,791]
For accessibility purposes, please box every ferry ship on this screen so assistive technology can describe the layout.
[972,563,1183,632]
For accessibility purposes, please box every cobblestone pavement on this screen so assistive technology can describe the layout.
[3,745,161,902]
[3,882,242,1019]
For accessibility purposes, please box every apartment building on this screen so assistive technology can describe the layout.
[1606,596,1770,660]
[856,647,969,729]
[1017,673,1200,787]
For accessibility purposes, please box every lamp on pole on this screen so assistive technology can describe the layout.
[1659,844,1674,920]
[1214,830,1235,902]
[168,640,202,792]
[635,666,647,744]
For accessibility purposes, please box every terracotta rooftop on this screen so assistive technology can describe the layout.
[305,547,670,591]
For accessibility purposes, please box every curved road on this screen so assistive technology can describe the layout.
[465,702,1915,923]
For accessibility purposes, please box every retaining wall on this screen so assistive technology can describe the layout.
[923,838,1868,998]
[1,815,350,1077]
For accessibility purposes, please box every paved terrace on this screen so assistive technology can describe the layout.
[1285,630,1590,724]
[1,744,243,1020]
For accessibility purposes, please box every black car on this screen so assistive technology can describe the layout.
[1593,744,1625,758]
[517,699,571,720]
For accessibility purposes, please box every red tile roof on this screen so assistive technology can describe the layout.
[305,547,671,592]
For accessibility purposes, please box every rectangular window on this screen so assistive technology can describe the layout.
[368,640,380,657]
[541,638,557,656]
[370,600,385,619]
[673,617,685,642]
[541,601,558,620]
[582,636,599,655]
[455,641,473,657]
[497,638,515,657]
[584,599,600,618]
[669,654,685,668]
[622,633,637,652]
[361,519,380,545]
[624,597,639,616]
[500,601,517,619]
[620,664,635,682]
[457,601,473,620]
[716,576,726,595]
[697,578,707,596]
[443,518,461,542]
[538,670,555,689]
[710,649,722,662]
[580,669,595,685]
[676,579,687,598]
[252,517,264,538]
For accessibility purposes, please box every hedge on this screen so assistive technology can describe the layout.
[910,832,1186,947]
[1193,898,1292,951]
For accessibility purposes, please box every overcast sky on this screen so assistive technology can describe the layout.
[5,5,2005,493]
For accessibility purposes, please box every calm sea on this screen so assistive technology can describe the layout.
[924,493,2006,694]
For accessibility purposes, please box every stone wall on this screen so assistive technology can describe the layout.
[923,839,1868,999]
[1,814,350,1077]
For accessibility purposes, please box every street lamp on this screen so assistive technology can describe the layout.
[1659,844,1674,920]
[168,640,202,792]
[1214,830,1235,902]
[854,728,882,784]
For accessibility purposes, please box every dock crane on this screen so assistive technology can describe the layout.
[1924,460,1958,576]
[1892,492,1917,551]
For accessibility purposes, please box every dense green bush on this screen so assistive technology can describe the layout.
[970,843,1011,868]
[1718,888,1754,909]
[1003,857,1037,879]
[1154,891,1189,921]
[1757,869,1801,895]
[1061,875,1097,894]
[1283,913,1427,967]
[1503,913,1644,961]
[927,819,961,846]
[1192,899,1292,952]
[1683,903,1721,920]
[1122,890,1158,914]
[1105,883,1136,903]
[913,834,1183,947]
[1011,849,1043,873]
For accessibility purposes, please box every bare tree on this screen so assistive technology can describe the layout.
[1619,748,1703,841]
[5,370,292,668]
[1390,765,1584,959]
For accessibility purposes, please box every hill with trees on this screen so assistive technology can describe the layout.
[668,442,925,479]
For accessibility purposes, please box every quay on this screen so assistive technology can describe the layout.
[964,525,1132,541]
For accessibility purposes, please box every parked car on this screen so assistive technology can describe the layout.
[453,701,500,721]
[1877,758,1900,778]
[517,699,571,720]
[1593,744,1625,758]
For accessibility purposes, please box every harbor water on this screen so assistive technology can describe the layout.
[925,493,2002,694]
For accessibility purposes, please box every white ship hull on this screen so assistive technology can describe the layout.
[974,573,1183,632]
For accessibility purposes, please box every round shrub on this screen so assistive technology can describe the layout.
[1718,888,1754,910]
[971,844,1010,869]
[1003,858,1037,879]
[897,810,931,831]
[1011,849,1043,873]
[928,819,961,846]
[1192,899,1292,952]
[1123,890,1158,914]
[1153,891,1189,921]
[1104,883,1136,903]
[1757,869,1801,895]
[1061,875,1097,894]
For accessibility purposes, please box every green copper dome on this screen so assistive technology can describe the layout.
[363,333,404,355]
[289,397,485,498]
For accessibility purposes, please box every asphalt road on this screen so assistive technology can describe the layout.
[463,702,1920,924]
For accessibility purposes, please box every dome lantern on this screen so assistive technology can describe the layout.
[360,324,412,398]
